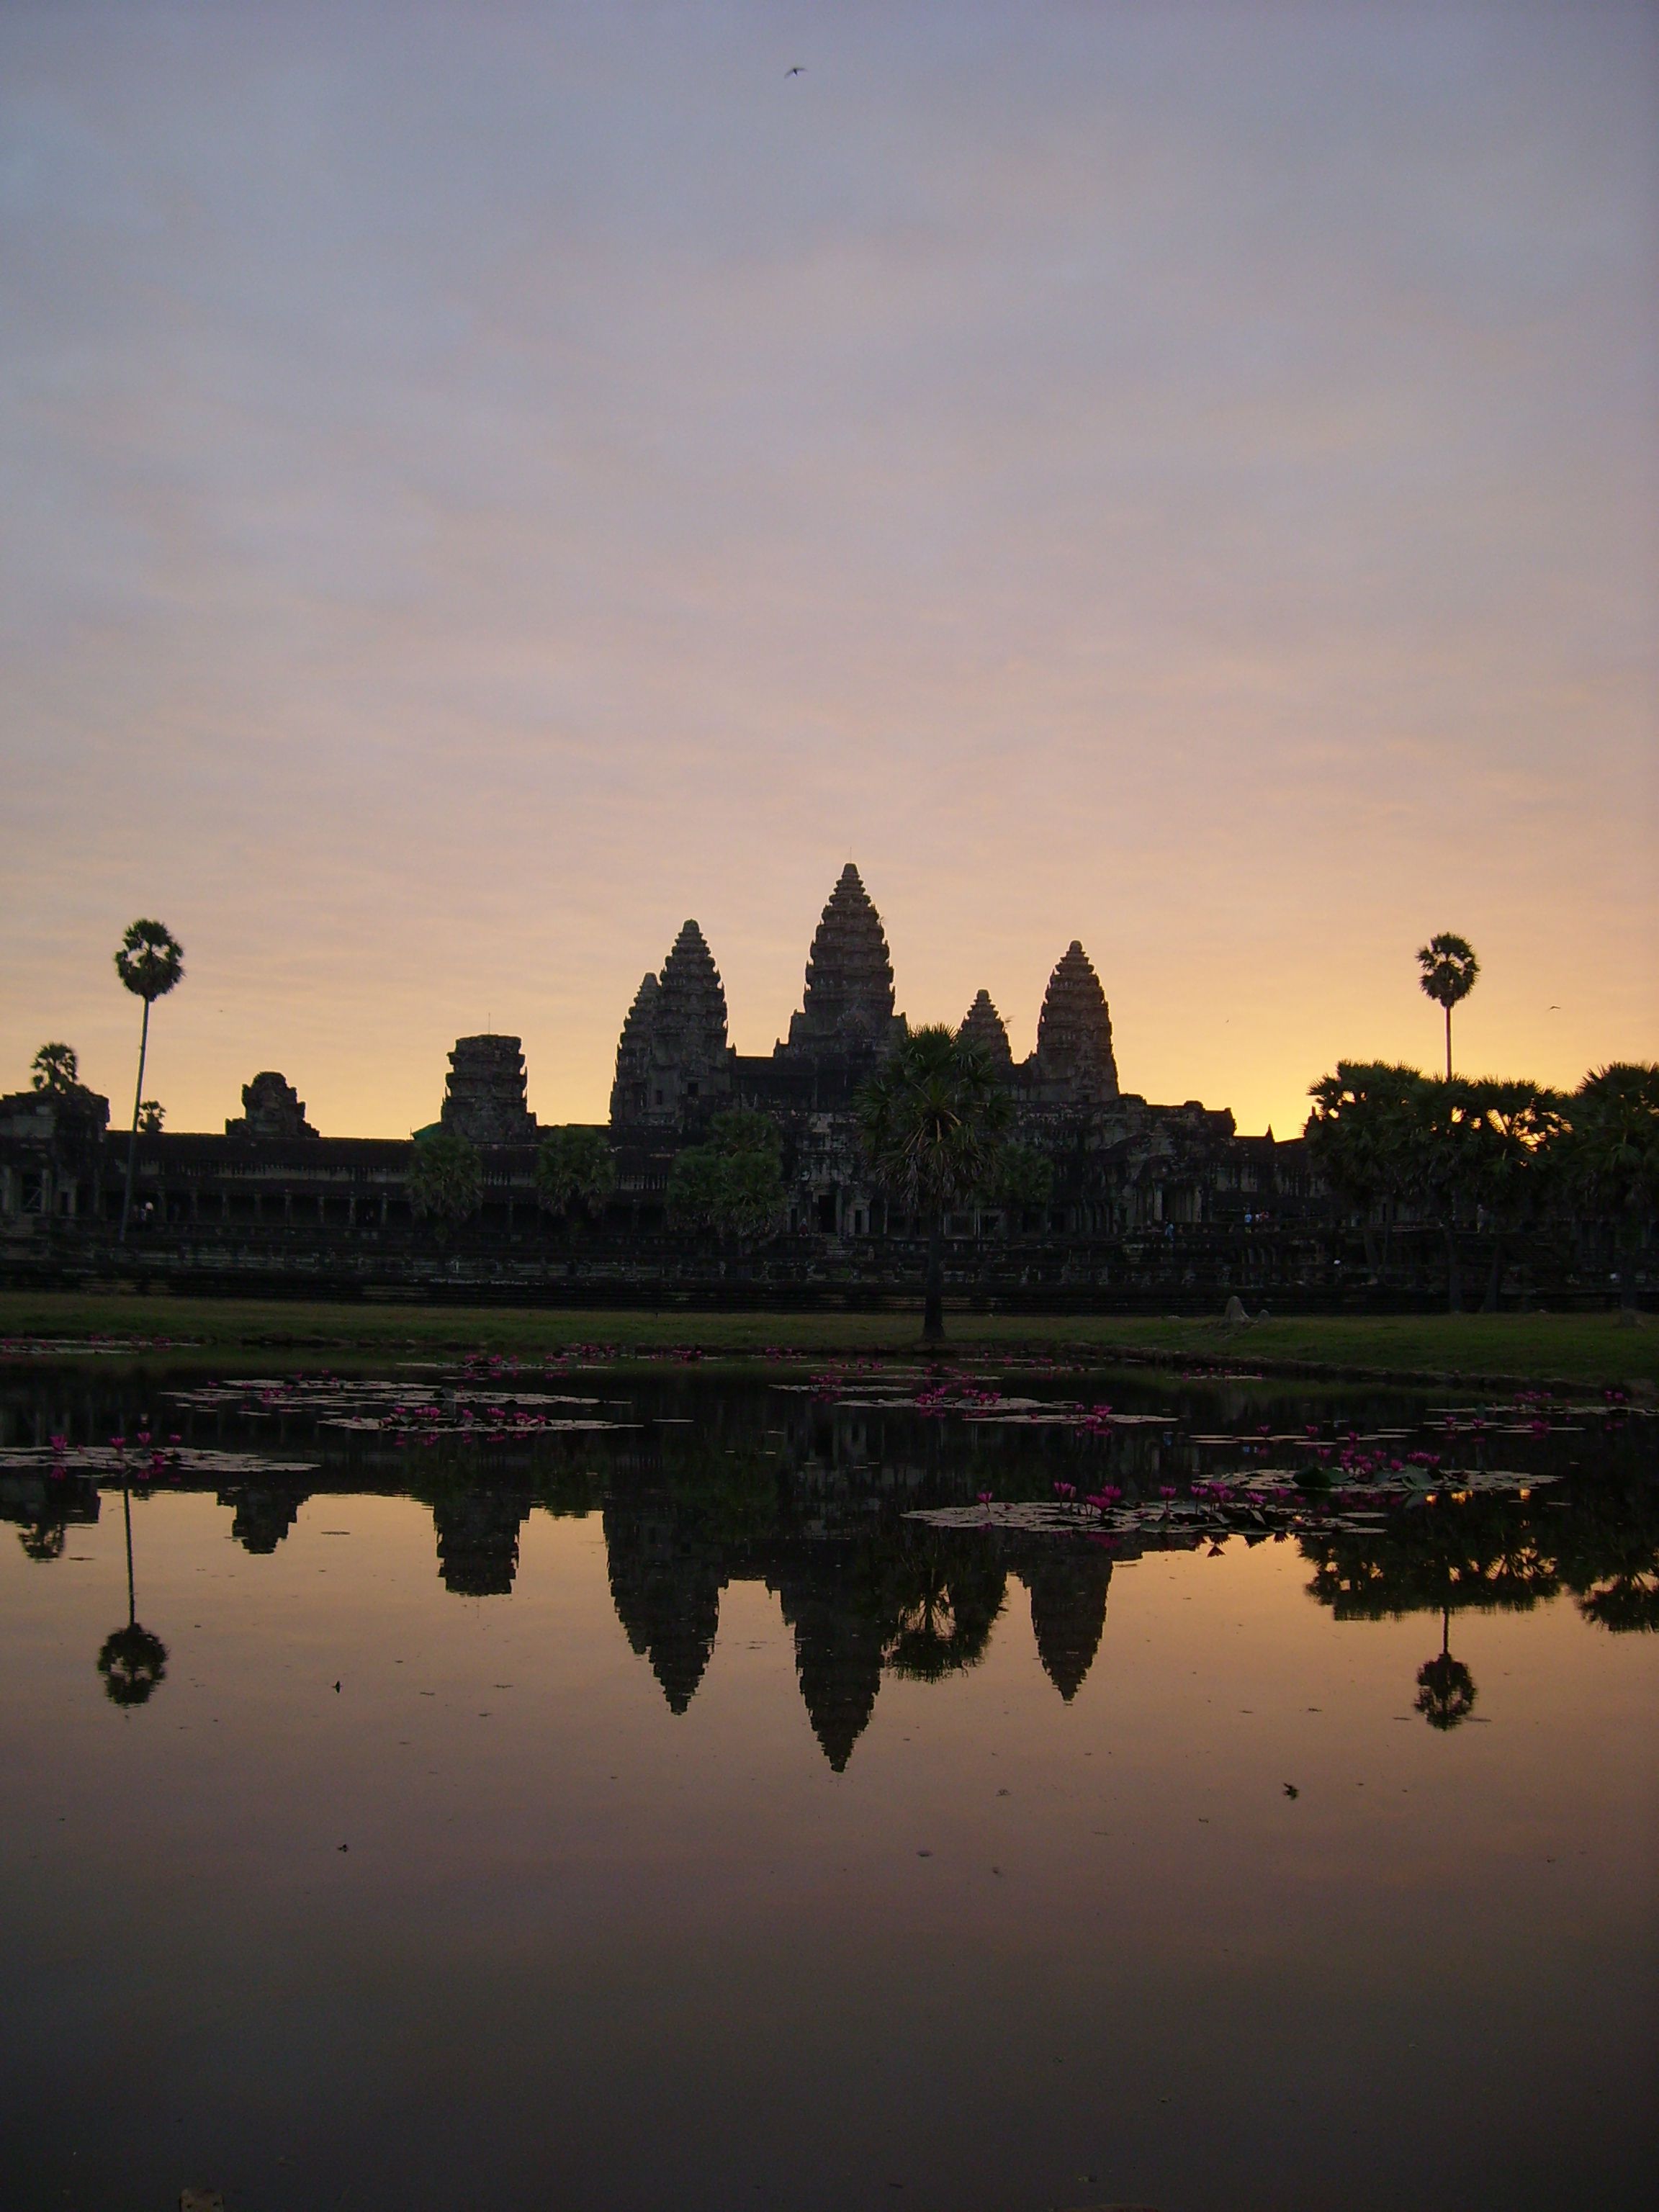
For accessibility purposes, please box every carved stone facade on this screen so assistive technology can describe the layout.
[226,1072,317,1141]
[441,1035,536,1146]
[0,1084,109,1221]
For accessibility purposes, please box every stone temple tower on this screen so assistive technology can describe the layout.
[1027,943,1119,1105]
[609,921,733,1127]
[781,863,904,1059]
[441,1035,538,1144]
[225,1071,317,1140]
[957,989,1014,1073]
[608,974,662,1126]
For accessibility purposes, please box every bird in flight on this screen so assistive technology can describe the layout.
[786,64,805,76]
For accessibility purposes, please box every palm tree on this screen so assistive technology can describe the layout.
[665,1110,786,1249]
[1304,1061,1425,1277]
[407,1128,484,1243]
[982,1139,1054,1226]
[858,1026,1012,1344]
[535,1125,618,1241]
[1460,1079,1565,1310]
[114,919,184,1241]
[30,1041,81,1094]
[1416,932,1479,1079]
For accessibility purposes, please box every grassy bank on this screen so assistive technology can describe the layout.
[0,1291,1653,1388]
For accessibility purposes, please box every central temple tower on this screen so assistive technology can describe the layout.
[1025,941,1119,1104]
[780,863,904,1060]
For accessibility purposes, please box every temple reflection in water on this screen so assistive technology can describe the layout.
[598,1498,1115,1766]
[3,1455,1115,1769]
[13,1447,1658,1766]
[4,1368,1653,1768]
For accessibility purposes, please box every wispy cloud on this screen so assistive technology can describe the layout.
[2,0,1654,1135]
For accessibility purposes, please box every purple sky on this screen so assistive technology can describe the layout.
[3,0,1655,1136]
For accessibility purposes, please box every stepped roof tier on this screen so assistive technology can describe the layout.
[441,1035,536,1146]
[782,863,904,1058]
[958,990,1013,1071]
[1028,942,1119,1103]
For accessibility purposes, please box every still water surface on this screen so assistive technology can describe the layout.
[3,1360,1655,2211]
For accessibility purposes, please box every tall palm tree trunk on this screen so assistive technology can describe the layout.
[122,1480,136,1627]
[922,1213,945,1345]
[1444,1004,1453,1082]
[119,997,151,1244]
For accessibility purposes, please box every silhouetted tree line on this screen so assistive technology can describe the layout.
[1304,1060,1659,1310]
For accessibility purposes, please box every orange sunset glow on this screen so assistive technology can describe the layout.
[3,2,1654,1136]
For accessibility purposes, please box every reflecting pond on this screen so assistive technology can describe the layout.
[3,1356,1655,2211]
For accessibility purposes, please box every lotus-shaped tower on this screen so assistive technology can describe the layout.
[783,863,904,1058]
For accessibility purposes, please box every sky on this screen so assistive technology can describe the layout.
[2,0,1655,1138]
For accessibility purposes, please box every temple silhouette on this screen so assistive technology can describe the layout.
[3,861,1326,1306]
[608,863,1120,1130]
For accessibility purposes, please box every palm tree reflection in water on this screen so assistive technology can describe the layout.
[884,1533,1007,1683]
[1415,1606,1477,1730]
[96,1481,168,1708]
